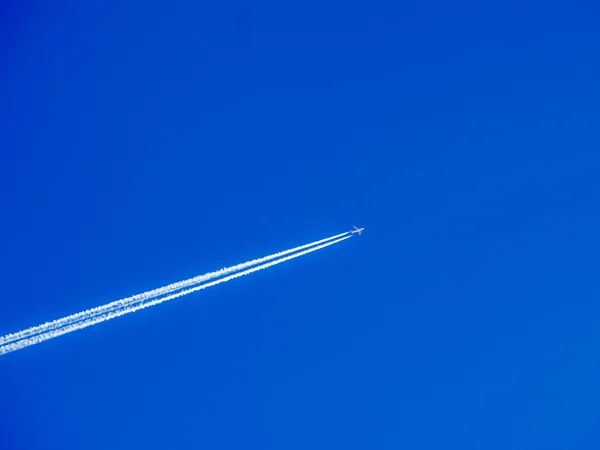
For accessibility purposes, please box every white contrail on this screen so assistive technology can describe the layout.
[0,235,352,355]
[0,231,349,346]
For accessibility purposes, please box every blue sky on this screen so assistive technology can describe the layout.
[1,1,600,448]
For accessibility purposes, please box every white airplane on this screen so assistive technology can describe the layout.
[351,225,365,235]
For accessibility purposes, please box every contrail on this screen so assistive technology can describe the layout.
[0,234,352,355]
[0,231,349,346]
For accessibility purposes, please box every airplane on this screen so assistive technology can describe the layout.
[351,225,365,235]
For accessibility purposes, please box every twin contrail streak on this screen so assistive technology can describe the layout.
[0,233,352,355]
[0,232,349,347]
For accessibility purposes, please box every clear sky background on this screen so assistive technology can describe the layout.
[1,1,600,448]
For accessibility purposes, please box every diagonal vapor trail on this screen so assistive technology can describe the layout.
[0,231,349,346]
[0,234,352,355]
